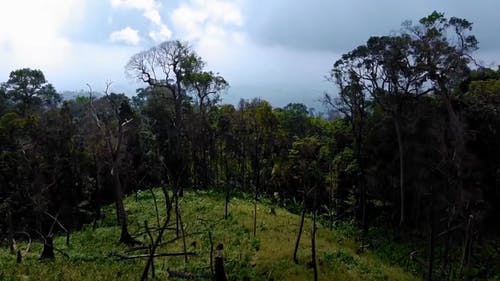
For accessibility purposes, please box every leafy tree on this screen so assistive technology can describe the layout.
[127,40,227,193]
[325,65,370,239]
[326,34,437,226]
[288,136,323,265]
[0,87,9,115]
[405,11,477,190]
[3,68,61,116]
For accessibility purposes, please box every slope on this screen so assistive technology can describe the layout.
[0,189,420,281]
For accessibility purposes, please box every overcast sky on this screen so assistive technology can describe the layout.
[1,0,499,108]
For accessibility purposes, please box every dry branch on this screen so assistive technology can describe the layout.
[113,252,196,260]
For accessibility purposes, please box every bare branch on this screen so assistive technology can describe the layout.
[113,252,196,260]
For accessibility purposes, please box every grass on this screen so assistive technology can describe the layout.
[0,189,421,281]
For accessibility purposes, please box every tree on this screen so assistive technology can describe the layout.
[405,11,477,192]
[325,67,370,239]
[288,136,323,269]
[3,68,61,116]
[126,41,201,132]
[87,84,136,244]
[282,103,310,138]
[126,40,227,193]
[327,34,432,226]
[0,87,9,115]
[186,71,228,189]
[403,13,479,278]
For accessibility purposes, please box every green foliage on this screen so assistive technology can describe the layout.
[3,68,61,115]
[1,13,500,281]
[0,190,420,281]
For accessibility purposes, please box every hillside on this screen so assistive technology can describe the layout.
[0,189,420,281]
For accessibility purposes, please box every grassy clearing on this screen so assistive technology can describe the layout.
[0,189,421,281]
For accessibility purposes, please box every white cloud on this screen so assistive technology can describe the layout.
[149,24,173,42]
[144,9,162,25]
[110,0,172,42]
[110,0,157,11]
[0,0,86,72]
[171,0,244,54]
[110,27,141,45]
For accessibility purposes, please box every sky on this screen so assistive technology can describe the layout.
[1,0,499,108]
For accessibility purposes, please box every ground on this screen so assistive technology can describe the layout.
[0,189,421,281]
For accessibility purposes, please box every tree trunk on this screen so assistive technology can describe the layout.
[241,142,246,191]
[360,175,367,252]
[93,154,103,228]
[214,244,228,281]
[441,205,455,279]
[209,231,214,277]
[293,203,306,264]
[311,191,318,281]
[252,138,261,237]
[225,158,230,219]
[40,236,54,260]
[253,190,257,237]
[178,206,189,264]
[444,96,465,167]
[175,193,180,238]
[149,188,161,227]
[7,209,14,253]
[354,114,367,242]
[460,215,474,275]
[112,161,132,244]
[427,186,435,281]
[16,250,22,263]
[439,86,465,191]
[393,116,405,226]
[141,190,173,281]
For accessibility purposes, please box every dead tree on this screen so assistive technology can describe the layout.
[39,235,54,260]
[140,188,173,281]
[39,211,70,260]
[214,243,228,281]
[87,83,135,244]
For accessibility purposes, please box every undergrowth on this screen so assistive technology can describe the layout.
[0,188,421,281]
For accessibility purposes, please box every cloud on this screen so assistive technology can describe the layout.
[172,0,243,39]
[0,0,86,72]
[110,0,158,16]
[171,0,244,57]
[110,0,172,42]
[110,27,141,45]
[244,0,500,53]
[148,24,173,43]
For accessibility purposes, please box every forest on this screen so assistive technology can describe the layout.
[0,11,499,281]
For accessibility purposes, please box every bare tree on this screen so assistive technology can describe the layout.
[87,83,135,244]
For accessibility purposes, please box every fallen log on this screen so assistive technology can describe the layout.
[112,252,196,260]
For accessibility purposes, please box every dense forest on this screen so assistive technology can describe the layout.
[1,12,499,280]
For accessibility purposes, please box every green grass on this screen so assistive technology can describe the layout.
[0,189,421,281]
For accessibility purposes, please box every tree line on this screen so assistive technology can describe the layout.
[0,11,499,280]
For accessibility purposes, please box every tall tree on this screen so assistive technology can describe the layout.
[405,11,477,190]
[327,34,432,226]
[3,68,61,116]
[325,67,369,237]
[126,40,226,193]
[87,84,136,243]
[186,70,228,189]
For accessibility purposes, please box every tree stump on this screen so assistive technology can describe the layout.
[40,236,54,260]
[16,250,22,263]
[214,243,227,281]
